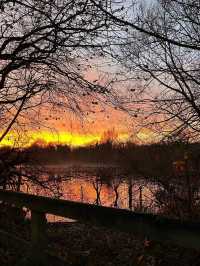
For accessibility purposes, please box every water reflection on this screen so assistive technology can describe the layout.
[21,165,158,222]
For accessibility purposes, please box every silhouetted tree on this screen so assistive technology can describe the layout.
[95,0,200,138]
[0,0,117,142]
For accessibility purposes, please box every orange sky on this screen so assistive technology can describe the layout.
[0,103,132,147]
[0,122,158,148]
[0,130,131,148]
[0,97,159,148]
[0,59,161,148]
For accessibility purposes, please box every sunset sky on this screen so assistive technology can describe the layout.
[0,69,159,148]
[0,117,158,148]
[0,48,159,148]
[0,97,159,148]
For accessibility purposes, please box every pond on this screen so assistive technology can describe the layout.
[21,164,160,221]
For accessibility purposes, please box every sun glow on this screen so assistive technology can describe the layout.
[0,131,102,148]
[0,130,132,148]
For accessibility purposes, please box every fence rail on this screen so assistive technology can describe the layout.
[0,190,200,264]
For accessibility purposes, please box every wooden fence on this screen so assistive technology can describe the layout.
[0,190,200,264]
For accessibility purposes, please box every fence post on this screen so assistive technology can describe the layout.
[30,210,47,265]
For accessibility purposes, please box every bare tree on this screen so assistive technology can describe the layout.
[0,0,120,143]
[0,0,127,194]
[93,177,102,205]
[94,0,200,138]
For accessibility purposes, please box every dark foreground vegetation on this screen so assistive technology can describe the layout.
[1,214,200,266]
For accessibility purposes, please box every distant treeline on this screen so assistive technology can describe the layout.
[1,140,198,178]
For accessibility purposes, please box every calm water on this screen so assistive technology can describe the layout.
[21,164,159,221]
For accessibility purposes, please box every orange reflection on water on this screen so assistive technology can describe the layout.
[21,167,157,222]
